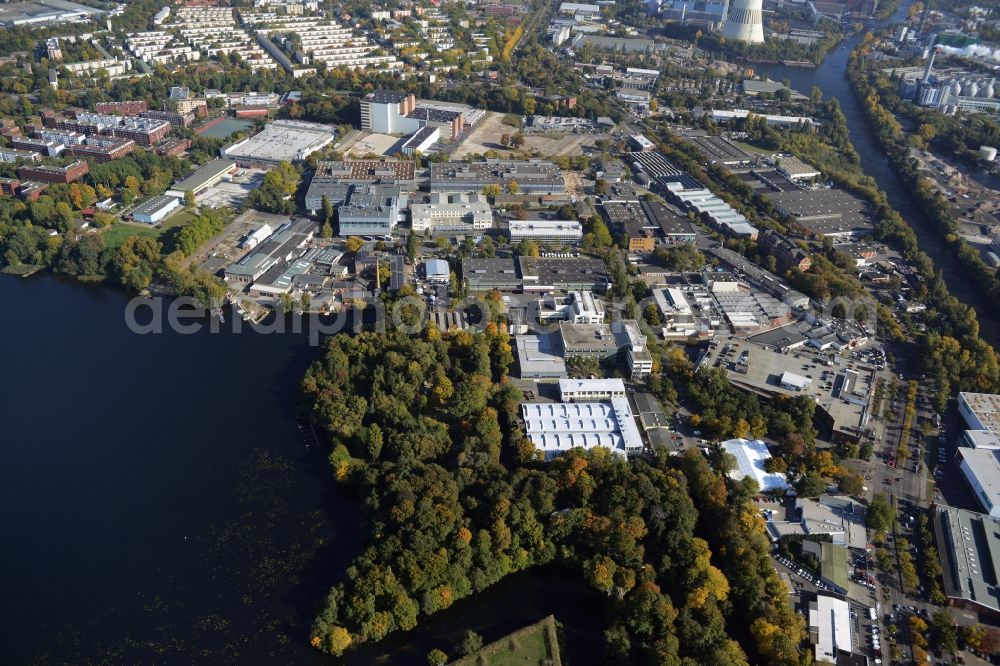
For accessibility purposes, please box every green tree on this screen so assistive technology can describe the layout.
[184,189,196,208]
[456,630,482,656]
[426,648,448,666]
[866,494,894,532]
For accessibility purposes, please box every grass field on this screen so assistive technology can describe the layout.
[102,209,196,251]
[733,141,772,155]
[452,615,560,666]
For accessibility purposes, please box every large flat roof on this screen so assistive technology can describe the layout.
[515,333,568,377]
[223,120,336,164]
[808,594,852,663]
[936,505,1000,615]
[522,399,642,458]
[172,158,236,192]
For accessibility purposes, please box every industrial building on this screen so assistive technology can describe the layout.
[807,594,852,664]
[462,257,520,291]
[959,392,1000,433]
[934,505,1000,616]
[508,220,583,244]
[899,50,1000,116]
[515,333,568,379]
[957,447,1000,518]
[360,90,468,141]
[431,160,566,194]
[641,200,697,246]
[225,218,317,284]
[221,120,337,167]
[518,255,610,292]
[0,0,103,28]
[721,438,789,492]
[765,188,873,241]
[662,181,759,239]
[304,160,417,213]
[132,195,181,225]
[170,158,238,198]
[400,126,439,156]
[423,258,450,284]
[521,399,644,459]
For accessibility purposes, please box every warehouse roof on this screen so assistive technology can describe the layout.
[172,158,236,192]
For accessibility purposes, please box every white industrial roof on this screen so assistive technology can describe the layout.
[424,258,449,279]
[721,438,789,492]
[960,448,1000,515]
[522,399,642,458]
[808,594,852,663]
[780,371,811,389]
[558,377,626,398]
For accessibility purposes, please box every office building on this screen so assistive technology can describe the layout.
[336,184,402,237]
[411,196,492,234]
[559,378,627,402]
[537,290,606,325]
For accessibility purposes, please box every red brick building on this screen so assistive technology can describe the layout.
[18,160,89,184]
[68,137,136,163]
[0,177,21,196]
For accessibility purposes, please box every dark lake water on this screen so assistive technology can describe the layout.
[0,275,605,664]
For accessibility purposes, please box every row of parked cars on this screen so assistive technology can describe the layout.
[772,553,836,592]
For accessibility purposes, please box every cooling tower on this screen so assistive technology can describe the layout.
[721,0,765,44]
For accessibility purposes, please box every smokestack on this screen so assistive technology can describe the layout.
[924,48,937,83]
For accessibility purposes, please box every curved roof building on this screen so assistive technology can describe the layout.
[721,0,764,44]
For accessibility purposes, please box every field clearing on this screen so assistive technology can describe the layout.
[454,112,602,158]
[451,615,561,666]
[102,210,194,249]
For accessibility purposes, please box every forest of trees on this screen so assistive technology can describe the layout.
[301,328,808,663]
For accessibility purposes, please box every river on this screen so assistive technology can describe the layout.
[759,0,1000,346]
